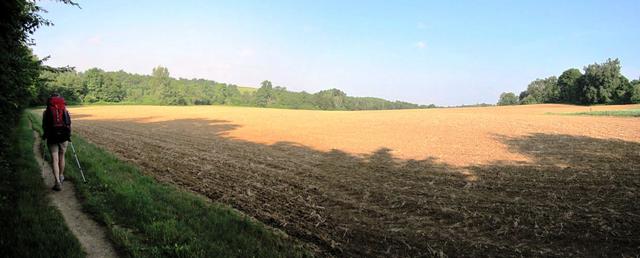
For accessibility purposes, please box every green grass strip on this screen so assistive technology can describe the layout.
[28,111,309,258]
[0,113,85,258]
[549,109,640,117]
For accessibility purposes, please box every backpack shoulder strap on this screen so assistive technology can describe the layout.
[63,109,71,126]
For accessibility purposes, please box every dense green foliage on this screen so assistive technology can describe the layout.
[0,1,84,256]
[37,66,433,110]
[0,114,85,258]
[0,0,76,188]
[29,112,310,257]
[497,92,518,106]
[632,80,640,103]
[501,58,640,105]
[518,76,559,104]
[558,68,583,103]
[581,59,633,104]
[0,0,47,153]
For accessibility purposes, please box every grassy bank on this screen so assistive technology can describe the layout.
[573,109,640,117]
[0,113,84,258]
[554,109,640,117]
[28,111,309,258]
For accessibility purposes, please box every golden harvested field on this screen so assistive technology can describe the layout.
[70,104,640,257]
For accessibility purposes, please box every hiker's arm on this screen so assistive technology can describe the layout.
[65,110,72,141]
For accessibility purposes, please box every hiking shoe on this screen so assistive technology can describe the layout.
[52,182,62,191]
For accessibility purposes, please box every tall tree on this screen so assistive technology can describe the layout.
[314,88,347,109]
[255,80,274,107]
[102,75,125,102]
[150,66,181,104]
[543,76,560,102]
[224,85,242,105]
[519,76,558,104]
[83,68,105,102]
[497,92,518,105]
[558,68,582,103]
[580,58,629,104]
[151,66,170,97]
[631,79,640,104]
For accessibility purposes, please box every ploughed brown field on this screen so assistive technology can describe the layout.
[69,104,640,257]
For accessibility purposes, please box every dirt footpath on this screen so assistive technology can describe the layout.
[31,127,118,258]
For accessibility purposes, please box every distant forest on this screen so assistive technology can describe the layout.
[35,66,435,110]
[498,58,640,106]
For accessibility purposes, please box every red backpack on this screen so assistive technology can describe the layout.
[45,96,71,141]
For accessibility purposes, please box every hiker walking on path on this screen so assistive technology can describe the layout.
[42,93,72,191]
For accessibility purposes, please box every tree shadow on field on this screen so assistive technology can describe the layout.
[75,117,241,137]
[72,116,640,258]
[496,133,640,171]
[462,133,640,257]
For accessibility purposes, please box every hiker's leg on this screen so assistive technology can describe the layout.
[58,142,67,178]
[48,143,61,184]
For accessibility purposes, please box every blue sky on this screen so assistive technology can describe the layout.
[33,0,640,106]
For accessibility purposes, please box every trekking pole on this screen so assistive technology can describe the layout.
[69,141,87,183]
[41,140,46,173]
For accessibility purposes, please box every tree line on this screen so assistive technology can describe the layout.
[498,58,640,106]
[36,66,435,110]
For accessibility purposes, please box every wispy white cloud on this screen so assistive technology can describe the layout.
[415,41,426,49]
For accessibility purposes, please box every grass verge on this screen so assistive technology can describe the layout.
[0,113,84,258]
[28,110,310,258]
[551,109,640,117]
